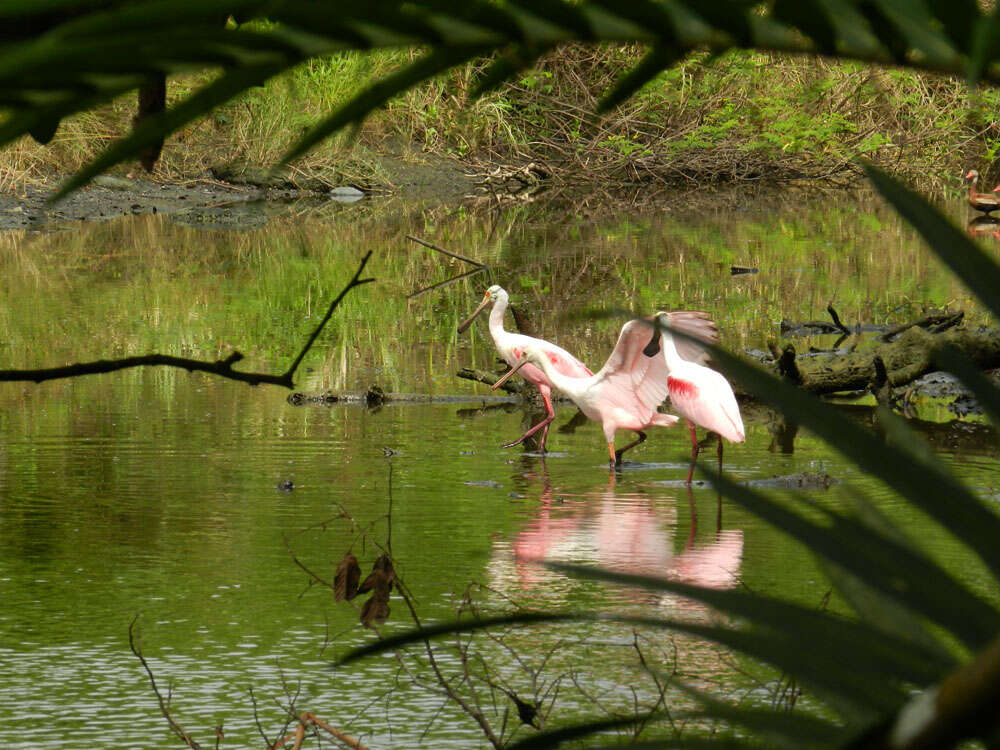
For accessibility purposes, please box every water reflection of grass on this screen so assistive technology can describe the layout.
[0,192,991,397]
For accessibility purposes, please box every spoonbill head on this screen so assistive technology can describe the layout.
[457,284,506,333]
[457,285,592,452]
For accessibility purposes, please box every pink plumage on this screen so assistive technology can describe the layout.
[493,313,720,467]
[459,285,592,452]
[657,313,744,482]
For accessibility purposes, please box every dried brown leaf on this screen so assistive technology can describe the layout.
[360,591,391,628]
[334,553,362,602]
[373,554,395,587]
[358,554,395,596]
[357,570,376,596]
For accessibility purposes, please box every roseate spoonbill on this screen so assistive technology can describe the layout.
[966,170,1000,213]
[648,312,744,484]
[492,313,718,468]
[458,285,593,452]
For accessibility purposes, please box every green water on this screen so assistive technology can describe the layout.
[0,191,997,747]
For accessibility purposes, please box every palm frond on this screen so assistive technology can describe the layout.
[5,1,1000,189]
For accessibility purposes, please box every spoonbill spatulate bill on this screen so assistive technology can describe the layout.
[458,285,592,452]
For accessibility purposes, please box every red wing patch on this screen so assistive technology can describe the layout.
[547,352,560,365]
[513,347,523,359]
[668,377,698,400]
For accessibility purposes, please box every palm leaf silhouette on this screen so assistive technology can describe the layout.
[2,1,998,192]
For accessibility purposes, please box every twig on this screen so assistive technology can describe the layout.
[407,266,487,301]
[300,713,370,749]
[826,304,851,335]
[271,712,369,750]
[128,614,202,750]
[283,534,337,590]
[631,631,675,738]
[393,586,505,749]
[405,234,486,268]
[0,251,374,387]
[880,310,964,342]
[249,688,273,748]
[456,366,528,395]
[384,450,394,555]
[281,250,376,381]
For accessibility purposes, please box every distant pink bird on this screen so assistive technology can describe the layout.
[492,313,718,467]
[458,285,593,452]
[649,312,745,484]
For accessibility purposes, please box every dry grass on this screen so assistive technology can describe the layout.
[3,46,1000,193]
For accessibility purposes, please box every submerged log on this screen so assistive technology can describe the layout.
[287,386,519,406]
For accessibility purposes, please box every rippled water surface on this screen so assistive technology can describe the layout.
[0,190,997,747]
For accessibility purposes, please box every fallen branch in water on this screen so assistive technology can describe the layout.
[826,304,851,335]
[287,386,522,406]
[269,713,370,750]
[405,234,489,300]
[0,251,375,388]
[405,234,486,269]
[781,307,964,340]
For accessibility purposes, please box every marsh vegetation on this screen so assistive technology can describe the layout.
[5,3,1000,747]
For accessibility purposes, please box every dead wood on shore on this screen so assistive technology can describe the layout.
[754,326,1000,398]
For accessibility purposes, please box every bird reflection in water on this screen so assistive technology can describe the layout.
[489,458,743,617]
[967,214,1000,240]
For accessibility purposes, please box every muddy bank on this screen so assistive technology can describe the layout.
[1,177,288,230]
[0,149,480,230]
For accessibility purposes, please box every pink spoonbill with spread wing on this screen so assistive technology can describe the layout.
[492,313,718,467]
[458,285,592,452]
[648,312,745,483]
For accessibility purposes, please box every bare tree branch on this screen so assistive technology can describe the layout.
[270,713,370,750]
[0,251,375,388]
[128,614,203,750]
[405,234,486,268]
[286,464,506,750]
[404,234,489,300]
[407,266,487,301]
[282,251,375,381]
